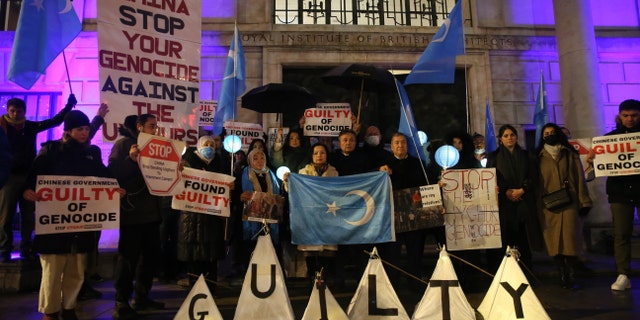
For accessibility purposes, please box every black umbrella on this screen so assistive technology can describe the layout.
[321,63,396,125]
[241,83,318,114]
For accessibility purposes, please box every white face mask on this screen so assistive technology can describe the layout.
[365,135,380,146]
[474,148,486,155]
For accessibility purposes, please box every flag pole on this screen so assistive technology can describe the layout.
[62,50,73,94]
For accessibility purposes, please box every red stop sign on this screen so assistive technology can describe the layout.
[138,137,182,195]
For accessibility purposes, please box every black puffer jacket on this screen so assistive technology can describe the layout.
[605,123,640,204]
[26,139,110,254]
[108,131,161,226]
[177,148,231,262]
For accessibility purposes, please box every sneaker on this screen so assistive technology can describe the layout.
[112,302,139,320]
[611,274,631,291]
[131,297,165,311]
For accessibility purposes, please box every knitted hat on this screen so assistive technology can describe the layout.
[64,110,90,131]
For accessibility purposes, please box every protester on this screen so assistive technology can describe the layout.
[361,125,389,168]
[536,123,592,289]
[485,125,541,273]
[177,135,232,293]
[447,131,482,169]
[22,110,125,320]
[237,149,282,267]
[379,133,430,290]
[472,132,487,165]
[108,114,164,319]
[272,128,309,174]
[591,99,640,291]
[248,138,275,170]
[0,94,76,261]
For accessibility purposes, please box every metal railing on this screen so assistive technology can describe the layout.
[274,0,456,26]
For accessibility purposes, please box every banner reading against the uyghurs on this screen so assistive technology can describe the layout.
[35,176,120,235]
[288,171,394,245]
[592,132,640,177]
[441,168,501,251]
[172,167,235,217]
[97,0,202,145]
[303,103,352,137]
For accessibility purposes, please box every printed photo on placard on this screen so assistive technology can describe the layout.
[242,191,285,224]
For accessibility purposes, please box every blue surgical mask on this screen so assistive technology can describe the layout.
[199,147,214,159]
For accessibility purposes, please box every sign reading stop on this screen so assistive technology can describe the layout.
[137,133,186,196]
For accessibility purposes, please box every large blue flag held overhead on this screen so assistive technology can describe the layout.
[288,172,394,245]
[533,72,549,148]
[213,24,246,136]
[404,1,464,85]
[485,100,498,153]
[8,0,82,90]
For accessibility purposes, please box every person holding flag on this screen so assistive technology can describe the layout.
[0,94,77,262]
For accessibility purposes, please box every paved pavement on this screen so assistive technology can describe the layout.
[1,249,640,320]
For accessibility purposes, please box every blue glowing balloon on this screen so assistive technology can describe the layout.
[435,145,460,169]
[276,166,290,180]
[223,135,242,153]
[418,131,428,145]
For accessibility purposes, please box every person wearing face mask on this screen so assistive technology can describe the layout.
[176,135,231,293]
[536,123,592,290]
[361,125,389,168]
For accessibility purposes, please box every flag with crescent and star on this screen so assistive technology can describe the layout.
[288,171,394,245]
[8,0,82,90]
[404,0,464,85]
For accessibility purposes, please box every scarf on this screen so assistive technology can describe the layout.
[247,168,273,194]
[313,163,328,176]
[496,144,528,189]
[2,114,25,130]
[543,144,562,160]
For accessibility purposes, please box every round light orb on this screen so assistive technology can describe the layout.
[435,145,460,169]
[418,131,428,145]
[276,166,291,180]
[223,135,242,153]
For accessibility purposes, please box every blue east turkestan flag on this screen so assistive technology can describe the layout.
[404,1,464,85]
[288,172,394,245]
[485,100,498,153]
[213,25,246,136]
[7,0,82,90]
[396,79,428,164]
[533,72,549,148]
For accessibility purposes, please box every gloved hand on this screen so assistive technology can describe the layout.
[66,94,77,108]
[579,207,591,217]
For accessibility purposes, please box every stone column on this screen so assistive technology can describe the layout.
[552,0,609,227]
[552,0,605,138]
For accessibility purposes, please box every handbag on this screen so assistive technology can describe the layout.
[542,153,572,211]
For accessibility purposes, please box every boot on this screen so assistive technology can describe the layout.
[554,255,568,288]
[42,312,59,320]
[563,256,581,290]
[61,309,78,320]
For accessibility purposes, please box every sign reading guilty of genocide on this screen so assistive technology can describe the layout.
[592,132,640,177]
[35,176,121,235]
[303,103,352,137]
[97,0,202,145]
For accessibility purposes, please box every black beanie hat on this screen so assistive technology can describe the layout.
[64,110,90,131]
[619,99,640,112]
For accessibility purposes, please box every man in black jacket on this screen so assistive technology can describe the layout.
[603,99,640,291]
[0,94,75,261]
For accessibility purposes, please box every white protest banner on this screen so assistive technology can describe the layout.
[35,176,120,235]
[137,133,186,196]
[172,167,235,217]
[393,184,444,233]
[198,100,217,127]
[569,138,596,181]
[303,103,352,137]
[592,132,640,177]
[97,0,201,145]
[224,121,264,152]
[441,168,501,251]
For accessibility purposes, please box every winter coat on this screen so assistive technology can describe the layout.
[25,139,110,254]
[605,124,640,205]
[538,146,592,256]
[107,134,161,226]
[177,148,231,262]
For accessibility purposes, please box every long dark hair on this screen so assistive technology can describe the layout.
[535,122,576,154]
[497,124,520,149]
